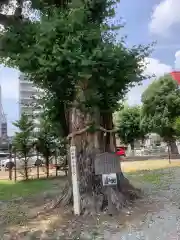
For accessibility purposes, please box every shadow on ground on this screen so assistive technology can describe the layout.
[0,167,178,239]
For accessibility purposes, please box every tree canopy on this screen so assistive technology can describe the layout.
[141,74,180,154]
[173,117,180,139]
[115,105,145,148]
[141,74,180,139]
[0,4,150,137]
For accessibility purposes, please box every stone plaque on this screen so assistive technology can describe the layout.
[95,152,120,175]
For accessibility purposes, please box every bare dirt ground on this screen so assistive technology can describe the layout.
[0,161,180,239]
[0,190,159,240]
[0,167,59,181]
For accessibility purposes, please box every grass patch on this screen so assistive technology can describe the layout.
[126,168,173,187]
[0,178,57,201]
[122,159,180,186]
[122,159,180,173]
[136,171,161,184]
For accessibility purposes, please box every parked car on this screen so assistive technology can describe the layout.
[116,147,126,157]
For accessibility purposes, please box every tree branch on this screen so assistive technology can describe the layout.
[98,126,116,133]
[67,126,90,139]
[67,125,116,139]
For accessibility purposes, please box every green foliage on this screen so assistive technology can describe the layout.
[0,0,120,26]
[173,117,180,138]
[34,90,69,137]
[115,105,145,145]
[13,114,34,156]
[0,5,150,126]
[141,74,180,139]
[12,114,34,179]
[34,115,66,155]
[34,119,56,159]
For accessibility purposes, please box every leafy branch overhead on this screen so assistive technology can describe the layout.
[0,7,150,122]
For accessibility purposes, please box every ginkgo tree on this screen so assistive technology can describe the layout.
[0,0,151,214]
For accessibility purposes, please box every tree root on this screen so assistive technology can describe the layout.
[51,181,73,209]
[49,174,141,216]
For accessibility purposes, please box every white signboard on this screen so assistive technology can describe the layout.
[102,173,117,186]
[70,145,80,215]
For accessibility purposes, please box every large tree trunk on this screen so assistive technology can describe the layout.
[56,108,140,215]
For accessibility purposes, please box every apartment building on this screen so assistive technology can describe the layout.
[0,86,7,138]
[19,74,41,132]
[19,74,37,117]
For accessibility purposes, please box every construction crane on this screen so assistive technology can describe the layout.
[0,86,7,140]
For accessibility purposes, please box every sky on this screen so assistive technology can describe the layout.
[1,0,180,135]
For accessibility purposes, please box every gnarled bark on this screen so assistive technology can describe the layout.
[53,107,140,215]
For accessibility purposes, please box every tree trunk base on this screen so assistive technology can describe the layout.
[52,173,141,215]
[52,181,73,209]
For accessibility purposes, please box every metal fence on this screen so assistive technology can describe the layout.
[0,152,68,181]
[0,165,68,181]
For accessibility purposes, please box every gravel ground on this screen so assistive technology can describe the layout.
[2,167,180,239]
[104,168,180,240]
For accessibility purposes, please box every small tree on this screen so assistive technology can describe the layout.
[13,114,34,180]
[173,117,180,139]
[35,119,56,178]
[115,105,145,154]
[142,74,180,154]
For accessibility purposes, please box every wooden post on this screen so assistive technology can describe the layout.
[55,149,58,177]
[9,145,12,180]
[70,144,80,215]
[168,143,171,164]
[14,151,17,182]
[36,151,39,179]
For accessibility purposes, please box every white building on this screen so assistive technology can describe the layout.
[19,74,37,117]
[19,74,41,131]
[0,86,8,139]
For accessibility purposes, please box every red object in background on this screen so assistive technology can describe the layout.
[170,71,180,84]
[116,147,126,156]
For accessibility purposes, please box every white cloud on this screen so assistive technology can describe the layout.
[175,50,180,70]
[149,0,180,36]
[144,57,172,77]
[127,57,172,105]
